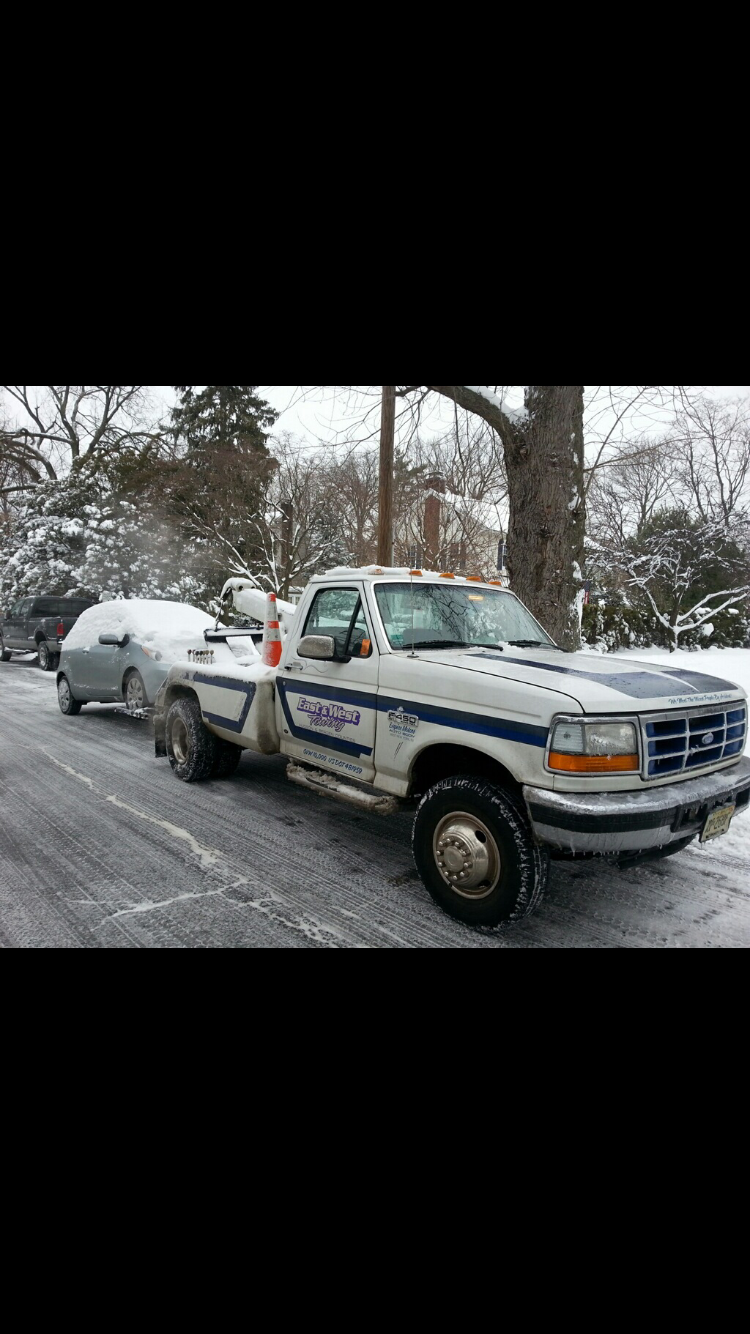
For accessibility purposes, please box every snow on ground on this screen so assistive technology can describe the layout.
[590,646,750,863]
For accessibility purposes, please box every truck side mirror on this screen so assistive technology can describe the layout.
[297,634,350,664]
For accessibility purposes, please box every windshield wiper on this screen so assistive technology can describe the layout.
[504,640,562,651]
[406,639,468,650]
[401,640,506,652]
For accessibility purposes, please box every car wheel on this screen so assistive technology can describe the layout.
[124,669,148,711]
[166,697,217,782]
[0,634,10,663]
[38,641,53,671]
[211,739,243,778]
[412,776,549,928]
[58,675,82,716]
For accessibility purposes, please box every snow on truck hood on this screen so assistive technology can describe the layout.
[414,646,746,713]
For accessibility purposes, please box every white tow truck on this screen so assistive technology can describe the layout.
[153,567,750,928]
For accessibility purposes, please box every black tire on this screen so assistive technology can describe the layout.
[412,776,549,928]
[38,640,53,671]
[0,634,10,663]
[166,697,217,782]
[51,653,60,670]
[211,739,243,779]
[57,674,82,716]
[124,669,148,711]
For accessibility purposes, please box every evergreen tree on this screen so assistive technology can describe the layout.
[166,386,279,587]
[170,386,277,464]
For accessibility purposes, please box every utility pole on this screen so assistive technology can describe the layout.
[378,386,396,565]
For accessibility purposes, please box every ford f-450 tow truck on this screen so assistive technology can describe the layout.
[152,567,750,928]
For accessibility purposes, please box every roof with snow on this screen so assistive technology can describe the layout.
[314,566,508,588]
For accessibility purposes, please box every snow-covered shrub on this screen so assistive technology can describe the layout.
[0,472,204,608]
[581,597,656,653]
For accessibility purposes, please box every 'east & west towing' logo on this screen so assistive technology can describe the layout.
[298,697,362,733]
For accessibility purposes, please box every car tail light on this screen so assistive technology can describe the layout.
[57,621,65,636]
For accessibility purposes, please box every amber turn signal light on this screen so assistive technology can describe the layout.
[548,752,639,773]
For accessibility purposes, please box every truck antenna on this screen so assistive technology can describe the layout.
[408,571,417,658]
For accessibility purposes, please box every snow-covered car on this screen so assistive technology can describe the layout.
[56,599,258,715]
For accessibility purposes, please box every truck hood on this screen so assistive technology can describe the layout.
[412,646,746,713]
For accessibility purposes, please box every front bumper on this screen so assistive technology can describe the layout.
[524,756,750,854]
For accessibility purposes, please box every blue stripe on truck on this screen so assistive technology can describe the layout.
[277,679,548,750]
[192,672,257,734]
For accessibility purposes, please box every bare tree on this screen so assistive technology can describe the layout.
[392,421,507,575]
[174,434,351,600]
[325,446,380,567]
[0,386,160,484]
[587,434,679,549]
[669,396,750,527]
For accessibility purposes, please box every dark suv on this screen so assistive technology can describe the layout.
[0,595,96,671]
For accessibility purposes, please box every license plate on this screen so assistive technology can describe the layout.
[700,804,735,842]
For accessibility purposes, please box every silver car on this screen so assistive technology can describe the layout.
[56,598,258,716]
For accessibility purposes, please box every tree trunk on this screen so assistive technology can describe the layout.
[423,385,586,651]
[504,387,586,651]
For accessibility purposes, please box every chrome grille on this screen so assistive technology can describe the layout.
[642,702,747,780]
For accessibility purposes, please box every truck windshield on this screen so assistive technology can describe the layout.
[374,583,556,652]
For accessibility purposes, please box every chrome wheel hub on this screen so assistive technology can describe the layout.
[433,812,501,900]
[171,718,189,765]
[126,678,144,710]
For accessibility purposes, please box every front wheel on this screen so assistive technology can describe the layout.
[58,675,82,716]
[166,697,217,782]
[0,634,10,663]
[412,777,549,928]
[38,641,53,671]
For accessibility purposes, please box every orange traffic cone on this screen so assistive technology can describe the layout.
[261,592,283,667]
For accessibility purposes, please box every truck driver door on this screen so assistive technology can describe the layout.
[277,584,379,784]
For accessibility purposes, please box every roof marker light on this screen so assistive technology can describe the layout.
[409,569,423,576]
[439,572,455,579]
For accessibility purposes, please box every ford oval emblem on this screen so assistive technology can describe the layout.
[702,732,715,746]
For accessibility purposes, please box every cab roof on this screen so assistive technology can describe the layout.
[311,566,508,589]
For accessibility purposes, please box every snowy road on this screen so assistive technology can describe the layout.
[1,658,749,948]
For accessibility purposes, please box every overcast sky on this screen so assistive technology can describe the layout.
[152,386,750,452]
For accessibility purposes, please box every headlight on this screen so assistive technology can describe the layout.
[549,719,639,773]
